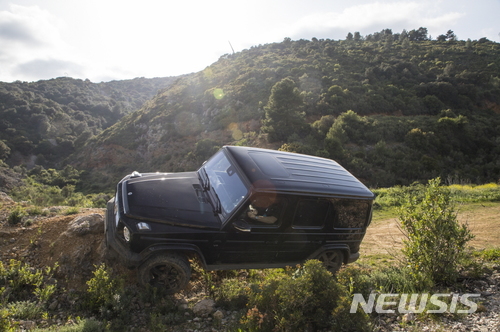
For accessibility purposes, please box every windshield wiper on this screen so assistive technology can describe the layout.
[200,167,221,215]
[199,168,210,191]
[212,189,222,215]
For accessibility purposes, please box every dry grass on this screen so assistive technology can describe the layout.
[361,202,500,259]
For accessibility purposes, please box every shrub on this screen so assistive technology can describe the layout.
[85,264,123,313]
[7,206,26,225]
[369,266,433,293]
[1,260,43,296]
[214,278,249,310]
[398,178,474,284]
[0,307,14,332]
[477,248,500,261]
[240,260,371,331]
[336,265,374,296]
[63,207,80,215]
[7,300,43,320]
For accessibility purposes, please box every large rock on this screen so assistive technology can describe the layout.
[65,213,104,236]
[192,299,215,317]
[0,191,14,203]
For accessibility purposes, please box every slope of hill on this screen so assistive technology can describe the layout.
[0,76,177,169]
[74,29,500,192]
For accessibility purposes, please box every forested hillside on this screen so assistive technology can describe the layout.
[1,28,500,194]
[74,28,500,192]
[0,76,177,169]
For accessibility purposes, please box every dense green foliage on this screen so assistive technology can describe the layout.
[0,77,175,168]
[1,29,500,193]
[8,166,111,208]
[81,29,500,191]
[374,182,500,210]
[240,260,371,331]
[0,259,58,330]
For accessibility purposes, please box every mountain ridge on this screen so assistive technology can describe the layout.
[2,29,500,193]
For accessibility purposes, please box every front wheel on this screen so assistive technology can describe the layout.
[138,254,191,294]
[316,250,344,274]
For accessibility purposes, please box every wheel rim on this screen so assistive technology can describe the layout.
[317,250,342,273]
[149,264,182,290]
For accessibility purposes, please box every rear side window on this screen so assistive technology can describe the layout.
[293,199,330,229]
[333,199,370,229]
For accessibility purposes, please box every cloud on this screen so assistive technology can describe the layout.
[0,4,73,81]
[13,58,84,81]
[289,1,465,39]
[0,5,64,49]
[0,19,40,44]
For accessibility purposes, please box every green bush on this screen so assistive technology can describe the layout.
[240,260,371,331]
[10,178,108,208]
[7,300,44,320]
[7,206,26,225]
[85,264,123,313]
[63,207,80,215]
[0,307,14,332]
[214,278,249,310]
[369,266,433,293]
[398,178,474,284]
[336,265,374,296]
[477,248,500,261]
[0,260,44,298]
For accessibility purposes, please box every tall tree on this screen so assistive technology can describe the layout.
[445,30,457,41]
[408,27,429,41]
[262,78,306,142]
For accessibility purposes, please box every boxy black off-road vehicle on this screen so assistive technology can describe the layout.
[105,146,375,293]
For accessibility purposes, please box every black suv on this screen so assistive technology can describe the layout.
[105,146,374,293]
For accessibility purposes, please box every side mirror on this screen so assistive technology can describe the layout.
[233,219,251,233]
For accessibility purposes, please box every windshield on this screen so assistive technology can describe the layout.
[200,150,248,218]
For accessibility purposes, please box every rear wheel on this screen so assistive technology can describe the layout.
[316,250,344,274]
[138,254,191,294]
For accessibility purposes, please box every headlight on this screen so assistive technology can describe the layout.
[123,226,131,242]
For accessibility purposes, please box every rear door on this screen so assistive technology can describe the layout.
[276,197,332,263]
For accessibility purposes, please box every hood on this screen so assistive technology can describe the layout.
[122,171,220,228]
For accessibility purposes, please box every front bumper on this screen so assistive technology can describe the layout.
[347,251,360,263]
[105,198,143,268]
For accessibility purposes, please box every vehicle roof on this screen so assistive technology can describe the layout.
[224,146,375,199]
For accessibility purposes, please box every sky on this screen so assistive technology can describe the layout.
[0,0,499,83]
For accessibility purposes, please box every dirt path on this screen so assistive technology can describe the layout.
[361,203,500,258]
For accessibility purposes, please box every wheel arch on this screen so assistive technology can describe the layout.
[139,243,208,270]
[307,244,351,265]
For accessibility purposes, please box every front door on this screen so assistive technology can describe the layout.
[215,194,287,265]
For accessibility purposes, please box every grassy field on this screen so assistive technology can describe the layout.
[360,183,500,266]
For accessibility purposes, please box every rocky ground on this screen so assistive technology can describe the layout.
[0,191,499,331]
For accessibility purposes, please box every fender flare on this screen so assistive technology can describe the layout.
[307,244,351,264]
[139,243,208,269]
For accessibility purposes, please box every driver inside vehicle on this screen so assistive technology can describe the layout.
[247,195,279,224]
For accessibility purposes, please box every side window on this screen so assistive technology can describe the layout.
[244,195,285,227]
[293,199,330,229]
[333,199,370,229]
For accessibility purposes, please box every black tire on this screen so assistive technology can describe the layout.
[138,254,191,294]
[316,250,344,274]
